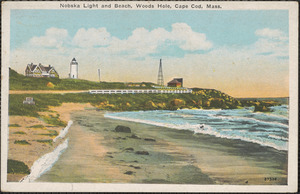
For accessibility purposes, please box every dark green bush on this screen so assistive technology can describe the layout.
[9,124,21,127]
[7,159,30,174]
[14,140,30,145]
[13,131,26,135]
[28,124,45,128]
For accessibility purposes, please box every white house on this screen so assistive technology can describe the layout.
[25,63,59,78]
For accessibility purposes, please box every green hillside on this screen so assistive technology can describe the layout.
[9,68,154,90]
[9,91,243,117]
[9,68,283,118]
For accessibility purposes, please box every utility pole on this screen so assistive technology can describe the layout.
[157,59,164,86]
[98,68,101,82]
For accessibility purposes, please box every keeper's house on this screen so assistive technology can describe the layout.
[167,78,183,88]
[25,63,59,78]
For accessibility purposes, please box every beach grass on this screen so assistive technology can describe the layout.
[35,139,53,145]
[7,159,30,174]
[13,131,27,135]
[37,130,58,137]
[28,124,45,128]
[14,140,31,145]
[9,124,21,127]
[40,115,66,127]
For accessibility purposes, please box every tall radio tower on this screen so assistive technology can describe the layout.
[157,59,164,86]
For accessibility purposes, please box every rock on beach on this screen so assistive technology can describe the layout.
[115,125,131,133]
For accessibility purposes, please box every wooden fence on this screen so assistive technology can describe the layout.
[89,89,192,94]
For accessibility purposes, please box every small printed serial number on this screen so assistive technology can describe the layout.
[264,177,277,181]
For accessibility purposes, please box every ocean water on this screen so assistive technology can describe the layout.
[105,105,289,151]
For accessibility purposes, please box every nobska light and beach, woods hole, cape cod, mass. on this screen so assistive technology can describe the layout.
[59,3,221,9]
[2,1,298,193]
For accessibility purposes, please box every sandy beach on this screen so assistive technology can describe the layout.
[36,109,287,185]
[7,103,93,182]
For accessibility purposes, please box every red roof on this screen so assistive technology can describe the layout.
[168,79,181,84]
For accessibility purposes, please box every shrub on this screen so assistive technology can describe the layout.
[145,101,157,109]
[47,82,55,88]
[7,159,30,174]
[170,99,185,107]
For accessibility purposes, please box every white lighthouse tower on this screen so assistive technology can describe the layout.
[69,58,78,79]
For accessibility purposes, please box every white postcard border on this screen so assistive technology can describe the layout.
[1,1,298,192]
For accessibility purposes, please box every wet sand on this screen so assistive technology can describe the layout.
[37,109,287,185]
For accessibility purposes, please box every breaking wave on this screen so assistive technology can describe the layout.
[20,138,69,183]
[53,120,73,142]
[105,106,289,151]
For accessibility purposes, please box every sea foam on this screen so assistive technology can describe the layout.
[21,120,72,182]
[20,138,69,183]
[210,115,289,132]
[53,120,73,142]
[104,111,288,150]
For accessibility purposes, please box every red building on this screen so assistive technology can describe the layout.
[167,78,183,88]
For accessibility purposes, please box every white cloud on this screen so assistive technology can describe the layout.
[10,26,288,98]
[24,23,212,59]
[255,28,288,41]
[105,23,212,58]
[29,27,68,48]
[170,23,212,51]
[107,27,169,57]
[254,28,288,57]
[72,28,111,48]
[254,38,288,57]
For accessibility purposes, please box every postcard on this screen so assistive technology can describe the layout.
[1,1,298,192]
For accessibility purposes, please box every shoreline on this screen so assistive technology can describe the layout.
[7,103,93,182]
[7,103,288,184]
[104,112,288,151]
[37,109,287,185]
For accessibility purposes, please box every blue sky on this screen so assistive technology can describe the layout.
[10,9,289,97]
[11,10,288,50]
